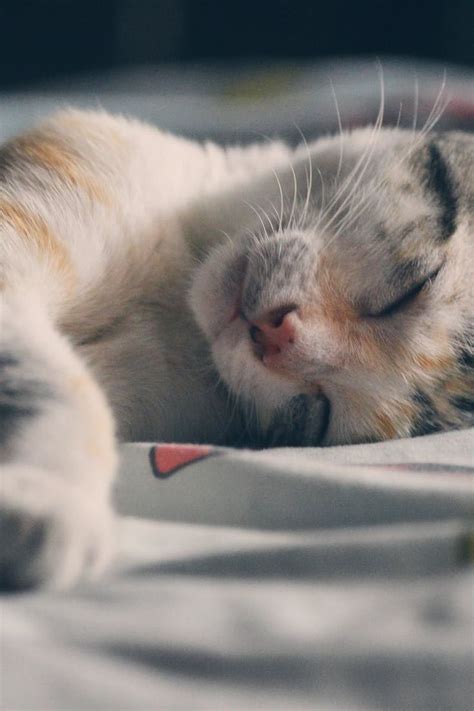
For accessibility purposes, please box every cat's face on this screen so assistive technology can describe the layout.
[191,129,474,446]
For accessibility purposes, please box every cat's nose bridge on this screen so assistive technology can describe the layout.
[242,234,312,316]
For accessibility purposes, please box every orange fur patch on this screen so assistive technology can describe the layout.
[15,133,111,205]
[374,410,399,440]
[373,399,417,441]
[0,199,73,280]
[414,353,454,373]
[317,259,359,323]
[300,297,384,370]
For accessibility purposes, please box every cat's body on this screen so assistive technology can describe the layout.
[0,109,472,589]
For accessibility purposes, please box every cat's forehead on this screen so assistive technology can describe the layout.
[244,129,470,310]
[303,131,458,265]
[264,129,469,312]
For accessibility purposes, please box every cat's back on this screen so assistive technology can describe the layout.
[0,109,231,336]
[0,109,210,257]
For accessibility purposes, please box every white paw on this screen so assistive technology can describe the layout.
[0,466,115,591]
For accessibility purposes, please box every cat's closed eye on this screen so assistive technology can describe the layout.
[366,264,443,318]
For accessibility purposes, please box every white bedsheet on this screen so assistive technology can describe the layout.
[2,428,473,711]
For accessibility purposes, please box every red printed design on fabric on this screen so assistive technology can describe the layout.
[149,443,218,478]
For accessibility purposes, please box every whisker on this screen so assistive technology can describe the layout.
[260,201,276,234]
[330,79,345,182]
[395,101,403,130]
[419,69,447,136]
[243,200,270,241]
[412,74,419,133]
[288,158,299,230]
[313,167,326,233]
[319,63,386,240]
[218,229,236,249]
[332,72,450,239]
[317,62,386,234]
[293,122,314,231]
[271,168,286,233]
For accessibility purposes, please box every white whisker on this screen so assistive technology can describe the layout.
[412,75,419,133]
[332,72,450,239]
[271,168,286,233]
[395,101,403,129]
[243,200,270,241]
[419,69,447,136]
[330,79,345,182]
[292,122,313,230]
[319,63,386,242]
[288,158,299,230]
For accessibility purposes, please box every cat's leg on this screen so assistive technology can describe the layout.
[0,288,117,590]
[267,394,330,447]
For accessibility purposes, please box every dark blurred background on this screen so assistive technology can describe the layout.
[0,0,473,90]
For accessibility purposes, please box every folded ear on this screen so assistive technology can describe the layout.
[413,136,459,243]
[413,132,474,243]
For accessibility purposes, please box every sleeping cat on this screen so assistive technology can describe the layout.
[0,109,473,589]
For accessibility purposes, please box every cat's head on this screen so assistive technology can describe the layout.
[190,129,474,446]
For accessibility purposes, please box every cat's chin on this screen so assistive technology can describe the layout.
[212,322,333,445]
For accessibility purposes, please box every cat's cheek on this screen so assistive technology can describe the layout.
[189,246,244,342]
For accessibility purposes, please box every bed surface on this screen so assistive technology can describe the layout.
[3,428,473,710]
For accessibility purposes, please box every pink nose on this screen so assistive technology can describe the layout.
[249,305,297,359]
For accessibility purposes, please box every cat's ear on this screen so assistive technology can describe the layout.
[413,137,458,242]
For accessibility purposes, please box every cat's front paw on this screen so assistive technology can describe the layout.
[267,393,330,446]
[0,466,115,591]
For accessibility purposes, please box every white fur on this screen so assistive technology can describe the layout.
[0,110,293,588]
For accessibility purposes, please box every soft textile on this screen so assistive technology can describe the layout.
[2,428,473,710]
